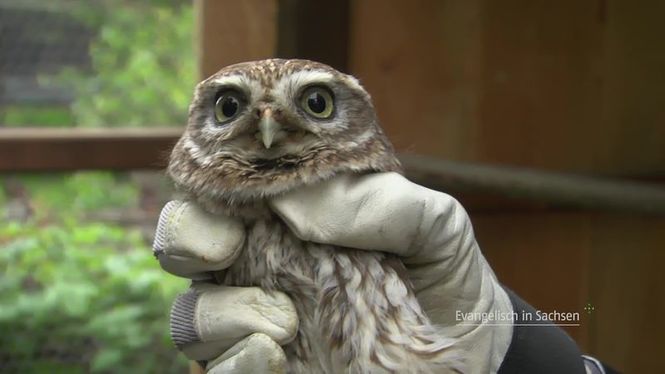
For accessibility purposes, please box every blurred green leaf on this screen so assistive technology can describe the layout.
[4,0,195,129]
[53,1,196,128]
[0,1,193,372]
[0,218,189,372]
[2,106,75,127]
[91,349,123,372]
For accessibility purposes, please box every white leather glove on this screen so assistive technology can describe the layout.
[154,201,297,373]
[154,173,513,373]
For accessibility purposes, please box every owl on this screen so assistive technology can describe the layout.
[168,59,462,373]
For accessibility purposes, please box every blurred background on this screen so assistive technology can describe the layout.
[0,0,192,372]
[0,0,663,373]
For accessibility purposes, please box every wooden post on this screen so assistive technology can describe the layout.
[196,0,279,79]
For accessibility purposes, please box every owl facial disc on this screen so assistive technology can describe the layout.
[169,59,402,204]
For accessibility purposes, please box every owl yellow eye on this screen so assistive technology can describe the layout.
[300,86,334,119]
[215,91,244,124]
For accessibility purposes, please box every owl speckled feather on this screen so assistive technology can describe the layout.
[168,59,463,373]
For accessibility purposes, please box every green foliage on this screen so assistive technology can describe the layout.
[0,0,196,371]
[4,0,195,128]
[49,1,196,127]
[1,170,185,372]
[2,106,75,128]
[0,219,189,373]
[18,172,138,219]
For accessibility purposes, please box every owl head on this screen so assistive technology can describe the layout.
[168,59,401,207]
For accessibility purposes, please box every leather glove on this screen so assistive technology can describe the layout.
[155,173,513,373]
[154,201,297,373]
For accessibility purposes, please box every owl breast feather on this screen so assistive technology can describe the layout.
[221,217,462,374]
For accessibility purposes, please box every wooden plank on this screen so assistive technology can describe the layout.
[0,127,182,140]
[401,153,665,215]
[587,215,665,373]
[0,127,182,171]
[598,0,665,176]
[196,0,278,79]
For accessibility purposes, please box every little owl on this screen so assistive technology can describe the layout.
[168,59,462,373]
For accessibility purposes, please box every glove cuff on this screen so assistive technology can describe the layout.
[170,288,201,349]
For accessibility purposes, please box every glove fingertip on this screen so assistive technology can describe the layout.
[153,200,184,256]
[209,333,287,374]
[170,288,201,349]
[268,198,313,242]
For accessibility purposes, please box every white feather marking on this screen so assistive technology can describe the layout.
[340,128,376,148]
[272,70,335,106]
[183,136,213,167]
[340,74,366,93]
[209,74,263,102]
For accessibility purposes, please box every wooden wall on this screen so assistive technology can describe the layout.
[350,1,664,372]
[197,1,665,372]
[350,0,665,175]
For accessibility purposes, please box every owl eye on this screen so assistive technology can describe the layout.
[214,91,245,124]
[300,86,334,119]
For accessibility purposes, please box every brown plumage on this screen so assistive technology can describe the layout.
[168,59,462,373]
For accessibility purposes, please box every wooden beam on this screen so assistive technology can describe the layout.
[401,153,665,216]
[0,127,182,171]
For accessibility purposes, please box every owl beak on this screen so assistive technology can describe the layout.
[258,109,282,149]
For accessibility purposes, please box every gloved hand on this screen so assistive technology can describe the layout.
[153,200,298,373]
[154,173,514,373]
